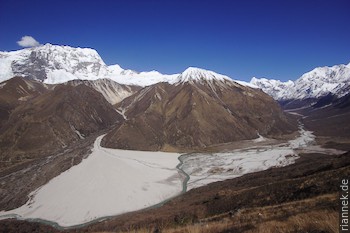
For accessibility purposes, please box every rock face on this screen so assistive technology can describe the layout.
[0,44,110,83]
[0,77,122,171]
[65,79,141,105]
[102,68,296,151]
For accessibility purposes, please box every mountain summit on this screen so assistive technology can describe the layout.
[102,72,295,151]
[0,43,109,83]
[175,67,232,84]
[0,45,257,88]
[0,44,178,86]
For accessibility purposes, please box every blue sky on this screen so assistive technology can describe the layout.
[0,0,349,81]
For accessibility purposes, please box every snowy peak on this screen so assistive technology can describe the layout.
[108,64,124,75]
[250,77,294,87]
[292,63,350,99]
[38,43,102,60]
[298,62,350,86]
[175,67,232,84]
[251,62,350,101]
[0,45,256,88]
[250,77,294,100]
[0,43,109,84]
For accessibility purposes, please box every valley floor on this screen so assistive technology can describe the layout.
[0,135,183,227]
[0,123,337,229]
[180,124,315,190]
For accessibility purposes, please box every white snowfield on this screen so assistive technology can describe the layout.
[0,135,183,227]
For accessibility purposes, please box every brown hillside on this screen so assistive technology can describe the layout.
[0,77,48,127]
[102,80,296,151]
[0,81,122,172]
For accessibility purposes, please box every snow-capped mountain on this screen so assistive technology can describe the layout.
[0,44,110,83]
[0,44,259,89]
[251,62,350,102]
[0,44,179,86]
[174,67,232,83]
[111,69,179,86]
[2,44,349,102]
[293,63,350,99]
[173,67,256,88]
[103,67,294,151]
[250,77,294,100]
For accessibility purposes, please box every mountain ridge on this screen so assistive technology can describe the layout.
[102,77,296,151]
[251,62,350,103]
[0,44,253,88]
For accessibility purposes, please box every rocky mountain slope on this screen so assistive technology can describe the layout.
[292,92,350,139]
[1,42,292,151]
[0,77,49,127]
[0,77,122,172]
[102,67,296,151]
[65,79,141,105]
[251,62,350,108]
[251,62,350,140]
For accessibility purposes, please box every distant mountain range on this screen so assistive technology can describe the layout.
[251,62,350,108]
[0,44,349,145]
[1,44,349,107]
[0,44,253,87]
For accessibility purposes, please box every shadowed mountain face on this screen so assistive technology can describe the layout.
[102,79,296,151]
[0,78,122,171]
[296,92,350,138]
